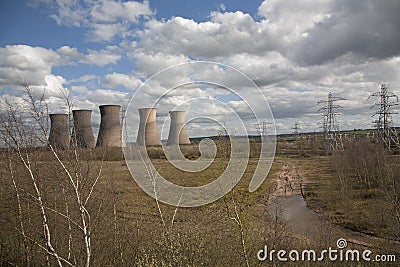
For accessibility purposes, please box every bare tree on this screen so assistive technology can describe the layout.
[0,83,104,266]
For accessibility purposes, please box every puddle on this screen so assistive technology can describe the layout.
[269,194,323,232]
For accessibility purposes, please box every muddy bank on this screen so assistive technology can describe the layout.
[267,161,400,256]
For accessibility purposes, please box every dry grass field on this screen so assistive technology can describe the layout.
[0,139,399,266]
[0,144,280,266]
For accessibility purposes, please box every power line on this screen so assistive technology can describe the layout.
[368,84,399,149]
[292,122,300,137]
[318,92,345,150]
[254,121,272,140]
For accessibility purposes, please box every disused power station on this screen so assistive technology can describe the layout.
[49,105,124,150]
[48,114,69,149]
[72,110,96,148]
[48,105,191,149]
[137,108,162,146]
[96,105,122,147]
[167,111,191,145]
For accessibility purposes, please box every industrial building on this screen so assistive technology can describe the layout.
[49,105,191,149]
[96,105,122,147]
[72,109,96,148]
[167,111,190,145]
[137,108,162,146]
[48,113,69,149]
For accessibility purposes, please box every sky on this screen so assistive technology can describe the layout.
[1,0,400,138]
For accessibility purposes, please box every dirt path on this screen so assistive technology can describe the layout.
[268,160,399,256]
[268,160,304,203]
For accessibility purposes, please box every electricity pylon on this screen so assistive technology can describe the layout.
[368,84,399,150]
[318,92,345,150]
[292,122,300,137]
[255,121,272,141]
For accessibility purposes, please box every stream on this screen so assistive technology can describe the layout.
[268,188,399,257]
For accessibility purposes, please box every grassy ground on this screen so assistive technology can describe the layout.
[0,147,286,266]
[0,139,399,266]
[98,156,297,266]
[298,154,400,241]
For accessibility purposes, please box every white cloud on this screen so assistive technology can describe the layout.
[0,44,122,92]
[90,23,128,42]
[5,0,400,135]
[0,45,62,87]
[68,74,97,84]
[82,46,122,66]
[130,0,400,134]
[137,13,274,58]
[258,0,400,65]
[49,0,153,42]
[57,45,83,60]
[136,0,400,66]
[258,0,333,45]
[131,52,190,77]
[50,0,89,27]
[84,88,129,106]
[90,0,152,23]
[70,85,89,94]
[57,45,122,66]
[104,73,142,89]
[31,75,68,99]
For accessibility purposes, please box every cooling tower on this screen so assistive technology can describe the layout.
[72,110,96,148]
[167,111,190,145]
[137,108,162,146]
[49,114,69,150]
[96,105,122,147]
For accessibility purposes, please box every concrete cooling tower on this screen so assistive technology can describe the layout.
[137,108,161,146]
[49,114,69,149]
[96,105,122,147]
[167,111,190,145]
[72,110,95,148]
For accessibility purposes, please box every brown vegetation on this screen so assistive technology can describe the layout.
[1,85,398,266]
[302,140,400,242]
[331,141,400,240]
